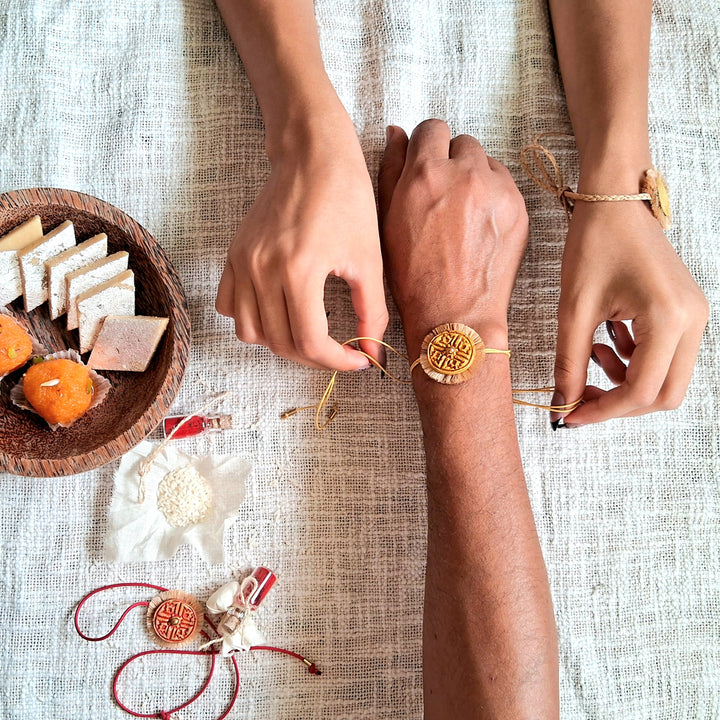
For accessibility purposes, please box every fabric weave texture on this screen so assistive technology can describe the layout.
[0,0,718,718]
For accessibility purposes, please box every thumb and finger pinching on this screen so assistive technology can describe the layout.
[551,314,595,429]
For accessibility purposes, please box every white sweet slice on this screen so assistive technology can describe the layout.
[0,216,44,306]
[65,251,129,331]
[18,220,76,311]
[88,315,169,372]
[77,270,135,353]
[46,233,108,320]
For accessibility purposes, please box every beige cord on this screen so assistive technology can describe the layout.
[520,132,653,222]
[282,336,582,430]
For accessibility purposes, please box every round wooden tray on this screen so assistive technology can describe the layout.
[0,188,191,477]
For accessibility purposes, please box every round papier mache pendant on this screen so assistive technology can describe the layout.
[419,323,484,385]
[640,168,672,229]
[147,590,204,647]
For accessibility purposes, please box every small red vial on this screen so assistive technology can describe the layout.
[237,567,277,610]
[163,414,233,439]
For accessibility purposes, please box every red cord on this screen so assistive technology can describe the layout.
[112,639,238,720]
[74,583,320,720]
[74,582,165,641]
[250,646,322,675]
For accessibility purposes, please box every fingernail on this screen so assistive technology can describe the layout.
[590,351,601,367]
[549,391,564,430]
[354,362,372,372]
[562,422,582,429]
[379,345,387,370]
[386,125,398,143]
[605,321,616,342]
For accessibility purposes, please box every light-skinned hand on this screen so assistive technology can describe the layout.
[216,126,388,371]
[552,200,709,427]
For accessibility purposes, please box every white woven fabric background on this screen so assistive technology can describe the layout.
[0,0,718,718]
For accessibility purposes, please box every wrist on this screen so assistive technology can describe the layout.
[403,317,509,367]
[576,129,652,195]
[263,85,358,166]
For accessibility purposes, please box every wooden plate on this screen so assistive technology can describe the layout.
[0,188,191,477]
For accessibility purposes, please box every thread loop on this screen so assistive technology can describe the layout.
[282,335,582,428]
[520,132,657,223]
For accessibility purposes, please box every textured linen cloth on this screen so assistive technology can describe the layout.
[0,1,718,718]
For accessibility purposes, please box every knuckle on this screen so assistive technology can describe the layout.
[284,254,315,284]
[627,383,659,409]
[294,336,321,359]
[215,296,231,317]
[455,133,482,151]
[695,292,710,325]
[655,388,686,411]
[267,340,294,358]
[377,307,390,328]
[492,156,512,175]
[497,185,528,225]
[462,163,485,188]
[246,246,266,278]
[234,327,260,345]
[363,302,390,330]
[414,158,438,183]
[553,352,584,385]
[417,118,448,134]
[661,303,686,327]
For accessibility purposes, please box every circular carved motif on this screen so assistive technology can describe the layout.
[152,599,199,643]
[418,323,484,385]
[426,330,476,375]
[147,590,204,647]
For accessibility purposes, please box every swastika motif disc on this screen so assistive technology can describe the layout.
[147,590,204,647]
[419,323,484,384]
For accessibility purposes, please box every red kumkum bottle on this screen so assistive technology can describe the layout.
[163,414,233,439]
[239,567,277,610]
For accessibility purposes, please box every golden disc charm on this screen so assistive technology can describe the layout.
[147,590,204,647]
[419,323,484,384]
[426,329,478,374]
[641,168,672,229]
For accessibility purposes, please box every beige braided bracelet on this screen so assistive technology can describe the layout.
[520,132,672,229]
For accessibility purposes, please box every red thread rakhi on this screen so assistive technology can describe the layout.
[74,570,320,720]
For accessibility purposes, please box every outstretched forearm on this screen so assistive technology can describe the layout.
[213,1,387,371]
[413,352,558,720]
[548,0,653,193]
[214,0,351,161]
[380,121,559,717]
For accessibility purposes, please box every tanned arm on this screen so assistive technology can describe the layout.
[379,120,559,719]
